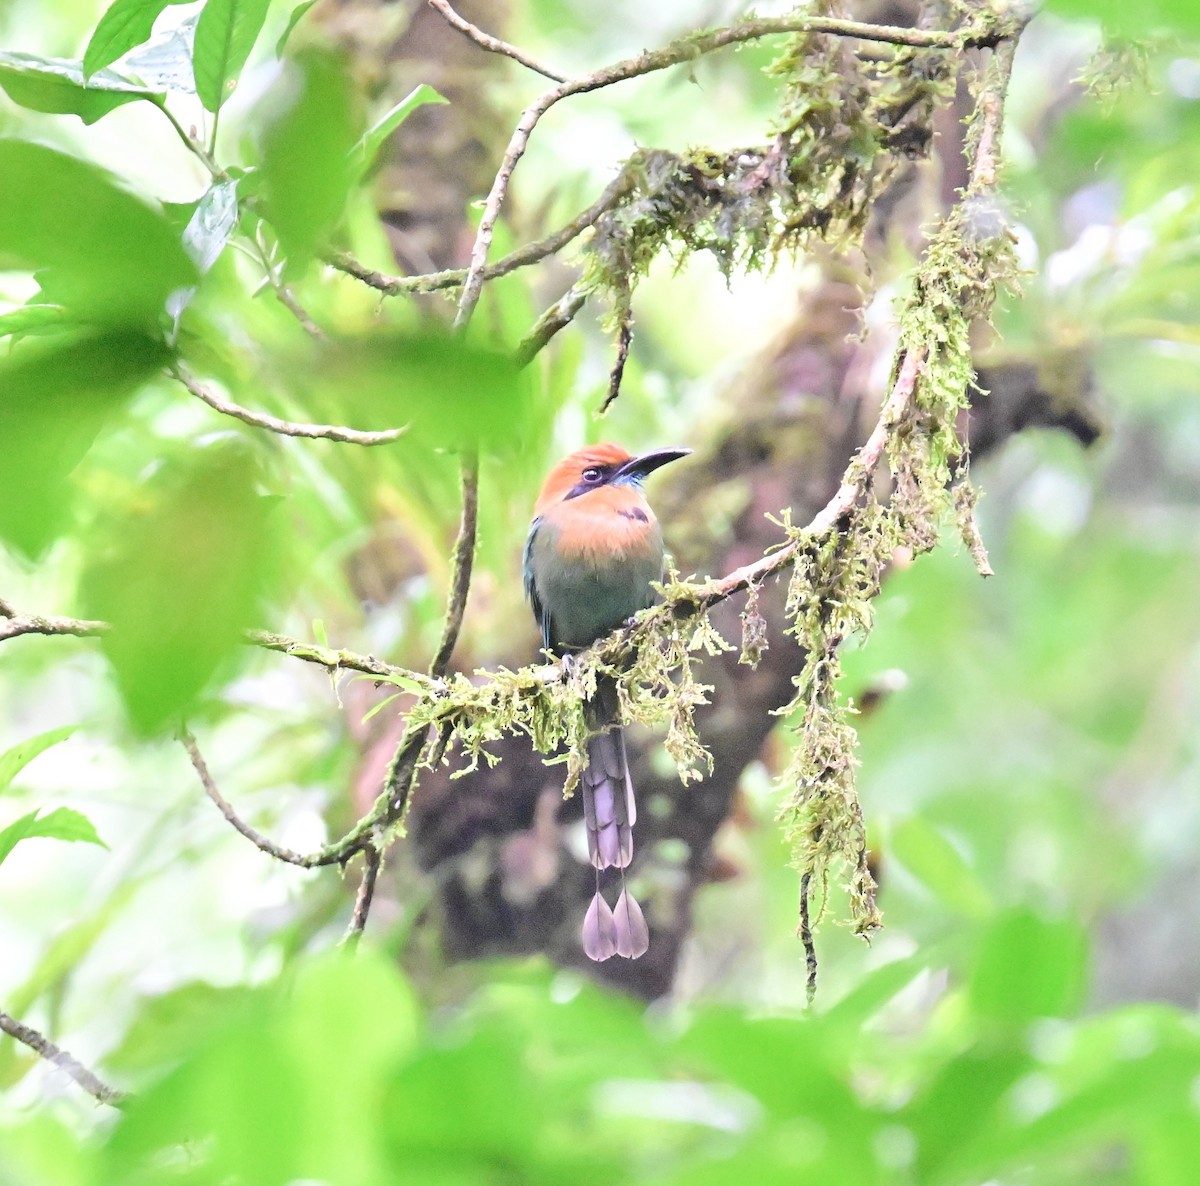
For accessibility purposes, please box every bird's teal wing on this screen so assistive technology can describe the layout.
[523,517,554,652]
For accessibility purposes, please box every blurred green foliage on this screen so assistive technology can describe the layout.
[81,436,281,733]
[258,47,358,272]
[4,939,1199,1185]
[0,0,1199,1183]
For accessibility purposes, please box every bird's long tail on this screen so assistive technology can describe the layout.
[581,724,650,961]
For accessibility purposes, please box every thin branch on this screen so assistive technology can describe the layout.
[599,309,633,414]
[452,11,1009,327]
[340,843,382,947]
[428,0,569,83]
[324,168,633,297]
[0,609,107,643]
[273,285,325,340]
[180,727,328,866]
[429,456,480,679]
[252,227,325,340]
[372,459,482,844]
[157,103,224,181]
[246,629,439,688]
[514,284,588,367]
[0,605,439,697]
[171,365,406,446]
[0,1010,127,1108]
[799,873,818,1007]
[184,454,479,876]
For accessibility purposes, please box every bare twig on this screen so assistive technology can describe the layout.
[157,103,224,181]
[180,727,326,866]
[629,345,927,619]
[514,284,589,367]
[171,366,406,446]
[0,1010,126,1108]
[428,0,569,83]
[368,457,482,862]
[273,285,325,340]
[0,609,107,643]
[799,873,817,1006]
[0,605,437,697]
[246,630,439,687]
[340,844,382,947]
[599,310,633,414]
[429,456,480,679]
[180,458,480,884]
[452,11,1009,327]
[325,169,634,298]
[252,225,325,339]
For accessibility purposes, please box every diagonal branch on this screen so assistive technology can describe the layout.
[325,168,634,298]
[171,365,406,447]
[429,456,480,679]
[514,284,589,367]
[340,843,382,947]
[428,0,569,82]
[0,1009,126,1109]
[180,727,327,867]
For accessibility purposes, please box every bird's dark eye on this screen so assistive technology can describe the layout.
[582,467,603,483]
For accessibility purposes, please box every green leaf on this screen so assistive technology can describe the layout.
[0,331,171,558]
[258,47,360,271]
[906,1046,1033,1184]
[122,10,201,95]
[0,139,198,327]
[0,807,106,868]
[103,951,419,1186]
[0,304,69,340]
[820,955,926,1035]
[83,0,186,78]
[81,437,281,733]
[106,981,253,1073]
[891,817,993,920]
[349,84,447,181]
[0,726,76,793]
[275,0,319,56]
[368,672,432,696]
[361,692,404,723]
[182,179,240,273]
[312,327,531,457]
[192,0,274,113]
[0,51,165,124]
[167,178,240,327]
[969,908,1089,1025]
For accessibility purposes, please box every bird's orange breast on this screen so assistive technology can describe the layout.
[541,486,661,565]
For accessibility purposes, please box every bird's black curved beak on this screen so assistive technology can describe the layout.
[616,447,692,482]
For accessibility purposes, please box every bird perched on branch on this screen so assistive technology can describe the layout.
[524,442,691,961]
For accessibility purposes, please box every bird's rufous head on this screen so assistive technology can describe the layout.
[534,443,691,515]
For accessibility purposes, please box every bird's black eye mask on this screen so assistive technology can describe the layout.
[564,464,619,500]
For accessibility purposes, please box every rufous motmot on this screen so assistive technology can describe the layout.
[524,442,691,961]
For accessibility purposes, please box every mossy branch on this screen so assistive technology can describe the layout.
[452,7,1017,327]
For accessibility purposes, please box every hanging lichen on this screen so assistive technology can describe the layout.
[580,27,953,333]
